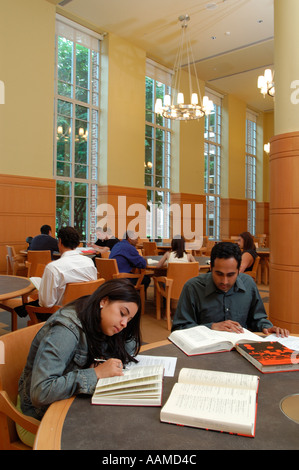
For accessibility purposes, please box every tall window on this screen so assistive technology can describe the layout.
[54,17,102,241]
[246,111,257,235]
[204,90,222,240]
[145,60,172,239]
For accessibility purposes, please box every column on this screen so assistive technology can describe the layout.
[269,0,299,332]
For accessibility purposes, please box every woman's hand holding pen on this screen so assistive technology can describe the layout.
[92,358,124,379]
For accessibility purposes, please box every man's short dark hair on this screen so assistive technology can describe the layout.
[40,224,51,235]
[210,242,242,269]
[57,226,80,249]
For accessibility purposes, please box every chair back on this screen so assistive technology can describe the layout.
[95,258,119,281]
[62,278,105,305]
[27,251,52,277]
[6,246,26,275]
[246,256,260,282]
[166,262,199,300]
[0,323,44,448]
[142,241,158,256]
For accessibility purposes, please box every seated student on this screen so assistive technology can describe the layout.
[155,235,196,268]
[109,231,151,291]
[15,226,97,316]
[171,242,289,337]
[30,224,59,259]
[88,226,120,256]
[237,231,257,272]
[17,279,142,447]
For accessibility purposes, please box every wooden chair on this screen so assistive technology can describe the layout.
[142,241,158,256]
[6,246,27,276]
[95,258,145,314]
[0,323,44,449]
[154,262,199,331]
[245,256,260,283]
[26,250,52,277]
[25,278,105,325]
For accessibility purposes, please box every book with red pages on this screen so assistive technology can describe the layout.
[235,341,299,373]
[91,364,164,406]
[160,368,259,437]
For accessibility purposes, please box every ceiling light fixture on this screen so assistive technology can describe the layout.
[155,15,213,121]
[257,69,275,97]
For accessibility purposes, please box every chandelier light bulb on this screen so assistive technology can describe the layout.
[177,92,184,104]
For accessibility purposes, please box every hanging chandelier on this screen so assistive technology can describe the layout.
[257,69,275,97]
[155,14,213,121]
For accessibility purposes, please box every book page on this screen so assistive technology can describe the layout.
[94,365,163,393]
[169,325,230,350]
[163,382,257,429]
[178,368,259,391]
[126,355,177,377]
[29,277,41,290]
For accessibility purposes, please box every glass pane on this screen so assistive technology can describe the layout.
[57,37,73,98]
[74,197,87,241]
[56,180,71,196]
[76,44,89,103]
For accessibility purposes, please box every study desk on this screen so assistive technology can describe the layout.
[0,275,35,330]
[146,256,210,274]
[34,340,299,450]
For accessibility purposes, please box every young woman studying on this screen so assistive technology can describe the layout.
[237,231,258,272]
[17,278,142,446]
[155,236,196,269]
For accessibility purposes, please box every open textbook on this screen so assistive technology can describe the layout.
[91,364,164,406]
[168,325,266,356]
[29,277,42,290]
[160,368,259,437]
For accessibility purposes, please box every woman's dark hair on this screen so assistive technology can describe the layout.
[210,242,242,269]
[171,235,186,258]
[239,231,256,251]
[72,279,142,365]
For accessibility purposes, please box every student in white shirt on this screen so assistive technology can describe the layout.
[38,226,97,307]
[15,226,97,317]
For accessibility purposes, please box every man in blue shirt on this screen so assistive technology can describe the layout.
[172,242,289,337]
[109,231,151,291]
[30,225,59,259]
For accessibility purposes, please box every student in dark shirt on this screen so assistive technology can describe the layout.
[237,231,257,272]
[88,227,120,256]
[30,225,59,259]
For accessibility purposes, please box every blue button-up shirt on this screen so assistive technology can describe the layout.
[109,239,146,273]
[171,272,272,332]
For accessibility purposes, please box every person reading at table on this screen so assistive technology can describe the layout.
[155,235,196,268]
[237,231,257,272]
[30,224,59,259]
[109,230,151,292]
[17,278,142,447]
[15,226,97,317]
[171,242,289,337]
[87,226,120,256]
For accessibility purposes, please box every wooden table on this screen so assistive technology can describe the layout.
[0,275,35,330]
[34,339,299,450]
[145,256,211,274]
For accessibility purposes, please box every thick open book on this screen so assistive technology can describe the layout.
[168,325,265,356]
[91,364,164,406]
[236,341,299,373]
[160,368,259,437]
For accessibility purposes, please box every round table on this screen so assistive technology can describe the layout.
[0,275,35,330]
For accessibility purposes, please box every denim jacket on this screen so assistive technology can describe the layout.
[18,306,99,420]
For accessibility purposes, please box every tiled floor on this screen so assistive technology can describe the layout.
[0,281,270,343]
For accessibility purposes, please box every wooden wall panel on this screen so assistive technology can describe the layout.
[97,185,147,239]
[220,198,247,238]
[0,174,56,274]
[170,193,206,240]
